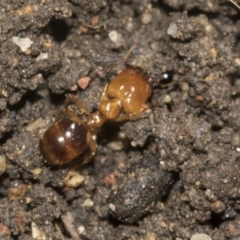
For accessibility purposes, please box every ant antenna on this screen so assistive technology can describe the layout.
[124,43,138,61]
[229,0,240,10]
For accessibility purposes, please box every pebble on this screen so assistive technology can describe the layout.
[141,13,152,24]
[11,36,33,52]
[190,233,212,240]
[0,155,7,176]
[82,199,94,207]
[167,23,178,38]
[64,170,85,188]
[164,95,172,103]
[77,76,91,89]
[108,30,122,43]
[77,225,85,235]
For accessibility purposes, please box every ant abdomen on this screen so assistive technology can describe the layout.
[39,116,89,165]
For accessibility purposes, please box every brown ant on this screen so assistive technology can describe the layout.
[39,66,152,166]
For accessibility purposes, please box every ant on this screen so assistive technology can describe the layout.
[39,66,152,166]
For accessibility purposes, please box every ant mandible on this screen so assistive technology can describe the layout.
[39,66,152,166]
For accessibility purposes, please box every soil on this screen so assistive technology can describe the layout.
[1,0,240,239]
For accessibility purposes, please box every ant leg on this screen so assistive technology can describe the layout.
[229,0,240,10]
[124,43,138,61]
[82,131,97,165]
[114,108,149,122]
[66,95,90,115]
[100,84,109,102]
[54,110,66,122]
[62,109,86,126]
[113,114,129,122]
[54,96,91,124]
[113,102,150,122]
[53,109,85,127]
[73,131,97,169]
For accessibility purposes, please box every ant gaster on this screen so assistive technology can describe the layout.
[39,66,152,165]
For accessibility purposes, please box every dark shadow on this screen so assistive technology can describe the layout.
[48,19,70,42]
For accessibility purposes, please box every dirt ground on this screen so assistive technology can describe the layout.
[1,0,240,239]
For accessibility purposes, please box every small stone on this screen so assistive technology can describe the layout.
[26,197,32,204]
[0,224,11,236]
[36,52,49,61]
[181,192,190,202]
[211,200,225,213]
[26,118,46,132]
[190,233,212,240]
[141,13,152,24]
[64,170,84,188]
[9,183,28,201]
[144,232,156,240]
[32,168,43,179]
[107,140,124,151]
[0,155,7,176]
[108,30,122,43]
[167,23,178,38]
[77,225,85,235]
[180,82,189,92]
[0,99,7,110]
[130,141,137,147]
[82,199,94,207]
[164,95,171,103]
[150,42,159,50]
[32,222,47,240]
[11,36,33,52]
[234,58,240,66]
[70,84,78,91]
[77,77,91,89]
[109,203,116,211]
[104,173,116,186]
